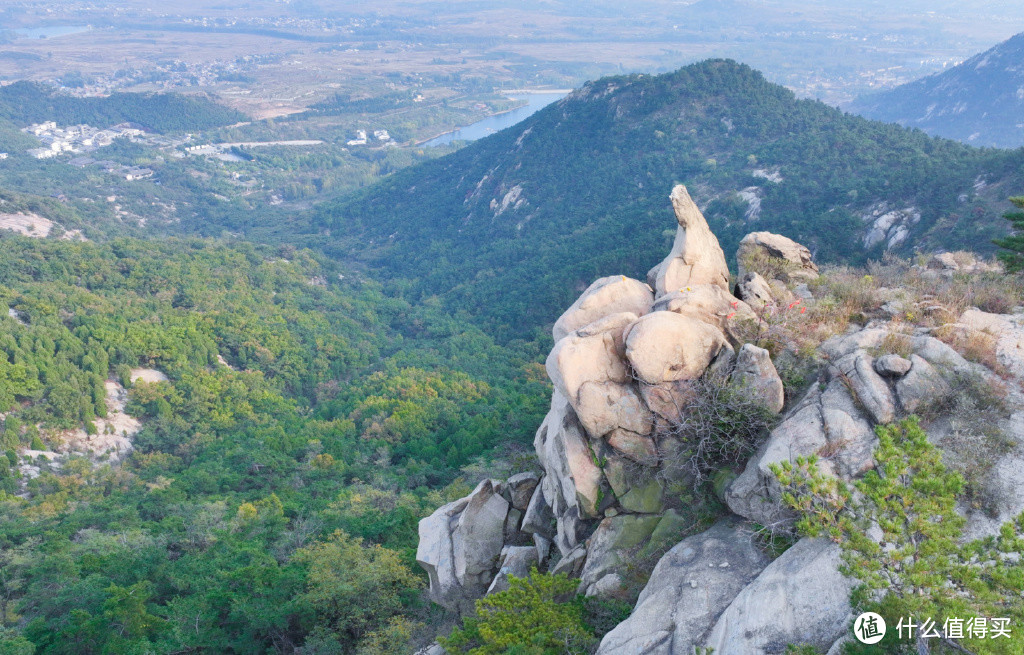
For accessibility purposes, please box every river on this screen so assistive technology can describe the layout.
[422,91,568,147]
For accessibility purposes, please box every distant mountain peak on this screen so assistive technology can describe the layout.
[849,32,1024,148]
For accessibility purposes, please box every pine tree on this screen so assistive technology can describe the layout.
[772,417,1024,654]
[993,196,1024,273]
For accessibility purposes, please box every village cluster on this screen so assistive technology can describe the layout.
[22,120,186,159]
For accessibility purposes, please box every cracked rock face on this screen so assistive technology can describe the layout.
[596,518,769,655]
[702,538,853,653]
[725,325,1024,533]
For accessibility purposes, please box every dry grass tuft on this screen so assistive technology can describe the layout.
[932,324,1006,377]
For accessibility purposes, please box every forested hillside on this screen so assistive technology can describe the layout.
[316,59,1024,337]
[0,234,548,653]
[849,32,1024,148]
[0,82,245,132]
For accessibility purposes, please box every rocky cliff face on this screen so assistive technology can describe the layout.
[416,185,1024,653]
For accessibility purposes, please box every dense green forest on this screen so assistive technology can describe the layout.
[314,59,1024,337]
[0,82,246,132]
[0,233,549,653]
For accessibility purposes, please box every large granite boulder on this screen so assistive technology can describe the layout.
[625,312,731,385]
[547,312,653,440]
[648,186,731,297]
[736,231,819,284]
[596,518,769,655]
[553,275,654,342]
[702,538,853,653]
[416,479,510,610]
[651,283,759,346]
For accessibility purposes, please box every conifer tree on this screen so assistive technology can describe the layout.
[993,196,1024,273]
[772,417,1024,654]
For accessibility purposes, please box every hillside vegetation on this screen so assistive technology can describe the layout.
[0,82,246,133]
[0,234,549,653]
[316,60,1024,337]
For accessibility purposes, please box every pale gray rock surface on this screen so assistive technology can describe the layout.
[874,353,912,377]
[453,479,510,592]
[727,327,985,527]
[830,352,896,424]
[702,538,853,654]
[732,343,785,414]
[416,496,471,609]
[521,479,554,537]
[486,546,540,594]
[534,391,605,529]
[416,479,509,609]
[894,354,950,414]
[596,518,769,655]
[506,471,540,511]
[726,375,877,527]
[550,544,587,577]
[735,271,776,309]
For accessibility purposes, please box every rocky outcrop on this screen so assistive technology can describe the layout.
[417,186,795,612]
[702,538,853,653]
[416,480,508,610]
[648,186,731,297]
[596,518,769,654]
[736,231,819,284]
[724,324,1023,533]
[413,182,1024,655]
[553,276,654,342]
[415,180,1024,652]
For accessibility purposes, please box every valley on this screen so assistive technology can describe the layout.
[0,2,1022,654]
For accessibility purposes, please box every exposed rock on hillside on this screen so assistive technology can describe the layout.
[736,230,819,284]
[596,518,768,654]
[702,538,853,653]
[416,184,1024,652]
[648,185,731,296]
[418,185,789,611]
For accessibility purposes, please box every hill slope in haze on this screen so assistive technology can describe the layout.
[0,82,246,133]
[849,33,1024,148]
[317,60,1024,337]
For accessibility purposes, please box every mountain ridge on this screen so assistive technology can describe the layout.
[316,59,1024,337]
[848,32,1024,148]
